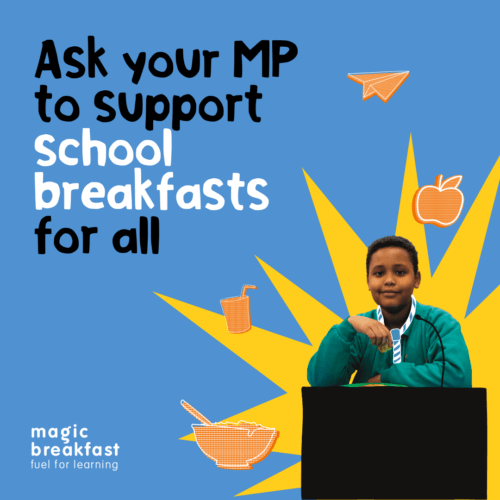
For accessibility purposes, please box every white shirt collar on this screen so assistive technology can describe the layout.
[376,295,417,336]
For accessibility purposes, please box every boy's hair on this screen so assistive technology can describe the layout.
[366,236,419,275]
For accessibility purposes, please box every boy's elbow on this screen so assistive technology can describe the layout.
[307,357,317,387]
[452,371,472,388]
[307,355,330,387]
[460,365,472,388]
[446,361,472,388]
[307,360,340,387]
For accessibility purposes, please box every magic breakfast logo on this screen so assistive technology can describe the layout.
[31,425,119,472]
[33,36,298,256]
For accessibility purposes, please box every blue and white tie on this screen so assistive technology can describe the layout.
[391,329,402,363]
[377,295,417,365]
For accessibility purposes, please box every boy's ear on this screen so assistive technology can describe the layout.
[415,270,422,289]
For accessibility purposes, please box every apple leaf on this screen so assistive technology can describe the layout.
[441,175,463,190]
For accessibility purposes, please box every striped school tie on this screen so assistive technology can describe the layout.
[377,295,417,365]
[391,329,402,363]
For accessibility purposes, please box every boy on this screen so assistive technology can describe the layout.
[307,236,472,387]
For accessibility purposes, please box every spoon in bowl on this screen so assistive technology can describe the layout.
[181,400,213,426]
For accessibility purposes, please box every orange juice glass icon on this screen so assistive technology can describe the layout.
[220,285,257,333]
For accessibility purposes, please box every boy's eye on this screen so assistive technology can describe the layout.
[396,270,406,276]
[374,271,384,276]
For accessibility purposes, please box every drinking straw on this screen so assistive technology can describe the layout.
[241,285,257,297]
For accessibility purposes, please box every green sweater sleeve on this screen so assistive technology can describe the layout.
[380,311,472,388]
[307,318,363,387]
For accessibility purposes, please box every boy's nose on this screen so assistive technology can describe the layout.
[384,274,396,285]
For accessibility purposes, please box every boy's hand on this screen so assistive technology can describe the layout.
[348,316,393,348]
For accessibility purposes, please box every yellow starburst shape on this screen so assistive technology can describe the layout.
[156,136,500,498]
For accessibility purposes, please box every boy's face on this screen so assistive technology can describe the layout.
[367,246,421,313]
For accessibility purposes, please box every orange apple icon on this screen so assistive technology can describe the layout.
[412,175,464,228]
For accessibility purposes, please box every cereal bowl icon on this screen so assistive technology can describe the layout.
[182,400,279,470]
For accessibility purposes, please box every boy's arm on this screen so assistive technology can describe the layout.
[307,318,363,387]
[380,314,472,387]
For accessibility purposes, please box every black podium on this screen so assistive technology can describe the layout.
[302,386,487,499]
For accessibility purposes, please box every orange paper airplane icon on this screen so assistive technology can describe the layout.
[348,71,409,102]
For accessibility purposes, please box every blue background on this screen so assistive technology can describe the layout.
[1,1,499,499]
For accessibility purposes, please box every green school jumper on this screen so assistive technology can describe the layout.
[307,303,472,388]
